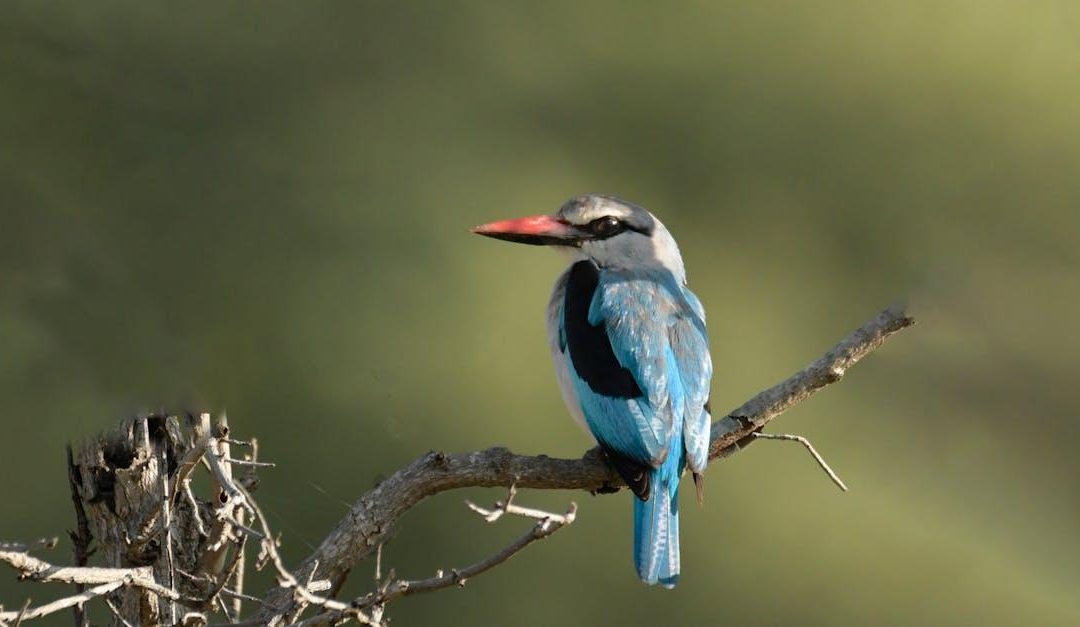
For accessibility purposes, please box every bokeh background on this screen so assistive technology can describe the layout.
[2,2,1078,625]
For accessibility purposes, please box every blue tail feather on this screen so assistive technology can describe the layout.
[633,438,684,587]
[633,476,680,587]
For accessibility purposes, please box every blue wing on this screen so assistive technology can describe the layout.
[563,264,711,472]
[671,288,712,474]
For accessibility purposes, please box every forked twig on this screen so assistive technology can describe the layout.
[751,432,849,491]
[298,489,577,627]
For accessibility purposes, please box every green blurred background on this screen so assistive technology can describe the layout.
[1,1,1078,625]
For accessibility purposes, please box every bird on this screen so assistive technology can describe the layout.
[471,194,712,587]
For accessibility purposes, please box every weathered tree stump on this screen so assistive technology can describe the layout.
[68,413,247,626]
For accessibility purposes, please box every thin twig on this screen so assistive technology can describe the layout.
[222,458,276,468]
[464,484,517,522]
[215,595,234,623]
[185,479,210,538]
[224,517,264,542]
[466,486,575,524]
[200,426,251,585]
[199,535,247,613]
[206,439,248,518]
[12,599,30,627]
[230,482,377,625]
[220,587,264,605]
[160,448,177,624]
[389,499,575,603]
[0,581,123,625]
[167,414,212,511]
[0,550,190,604]
[296,499,577,627]
[226,535,247,620]
[231,438,260,620]
[750,432,849,492]
[102,596,136,627]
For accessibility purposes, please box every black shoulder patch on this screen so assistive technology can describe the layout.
[563,261,643,399]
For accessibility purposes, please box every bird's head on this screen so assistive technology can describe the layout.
[472,194,686,280]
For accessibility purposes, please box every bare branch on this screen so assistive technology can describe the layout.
[12,599,31,627]
[199,424,251,586]
[230,482,378,626]
[184,480,210,538]
[0,550,187,603]
[222,459,276,468]
[300,497,576,627]
[0,581,123,625]
[750,432,848,491]
[254,304,915,623]
[230,441,257,620]
[160,448,177,624]
[465,484,577,524]
[382,502,576,600]
[709,303,914,458]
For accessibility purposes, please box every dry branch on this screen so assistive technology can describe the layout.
[254,304,915,623]
[0,304,915,627]
[298,493,578,627]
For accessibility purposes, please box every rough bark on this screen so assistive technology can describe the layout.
[66,413,233,625]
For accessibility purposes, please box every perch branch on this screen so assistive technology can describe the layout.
[255,304,915,623]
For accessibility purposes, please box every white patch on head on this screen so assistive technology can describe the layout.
[558,195,636,225]
[554,194,687,282]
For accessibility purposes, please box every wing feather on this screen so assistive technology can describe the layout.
[563,264,712,482]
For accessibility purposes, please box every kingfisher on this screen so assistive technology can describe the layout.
[472,194,712,587]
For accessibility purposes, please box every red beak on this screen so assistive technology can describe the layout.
[470,214,582,246]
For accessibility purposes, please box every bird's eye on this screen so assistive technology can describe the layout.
[589,216,623,237]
